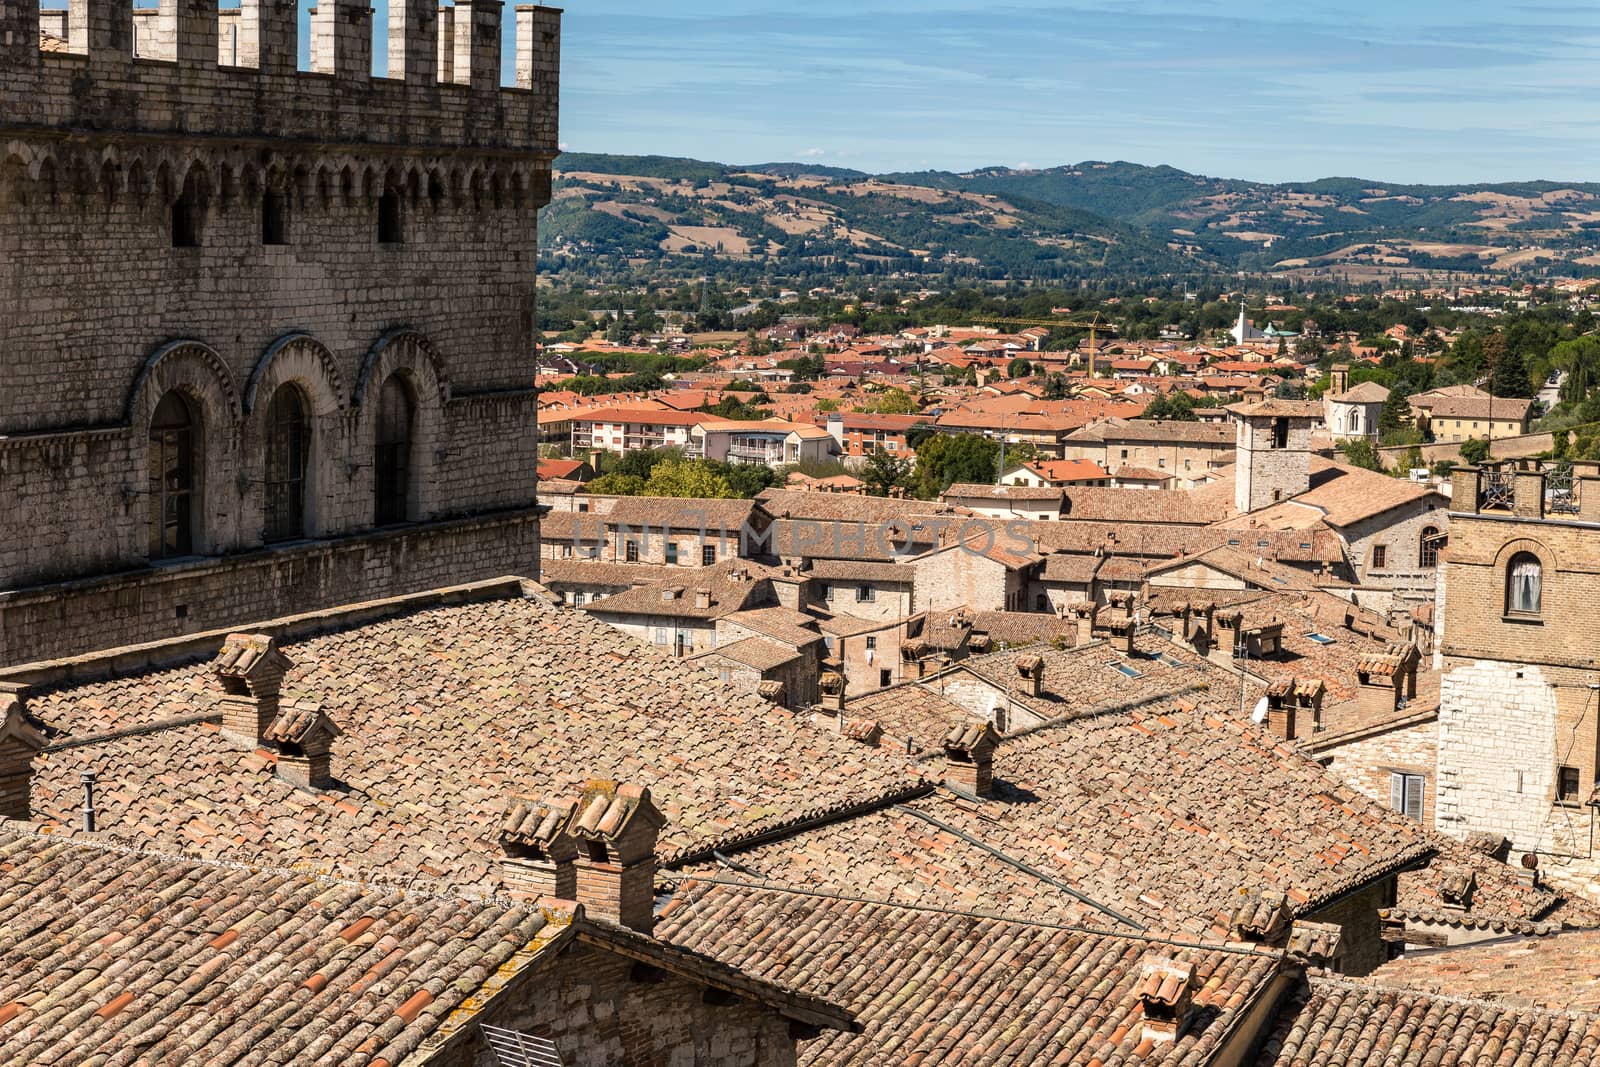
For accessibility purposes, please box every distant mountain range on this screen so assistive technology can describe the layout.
[539,153,1600,283]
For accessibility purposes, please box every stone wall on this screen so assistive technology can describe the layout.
[816,581,912,622]
[1306,877,1394,977]
[441,940,799,1067]
[912,549,1018,614]
[1312,715,1438,828]
[1341,498,1448,598]
[1234,416,1311,513]
[0,510,541,666]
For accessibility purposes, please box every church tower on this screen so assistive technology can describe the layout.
[1229,400,1321,513]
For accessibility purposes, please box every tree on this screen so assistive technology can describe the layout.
[587,472,646,496]
[1043,372,1071,400]
[1141,392,1198,421]
[1378,389,1415,439]
[864,387,917,415]
[1459,437,1491,466]
[1339,437,1383,471]
[914,433,1000,498]
[861,448,914,497]
[1486,334,1532,398]
[642,459,737,499]
[1006,357,1034,379]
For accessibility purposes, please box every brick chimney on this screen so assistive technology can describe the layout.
[1438,866,1476,913]
[261,700,342,789]
[817,670,847,725]
[1287,920,1344,971]
[1136,957,1198,1044]
[0,687,46,820]
[1229,887,1292,946]
[1265,678,1324,741]
[570,780,667,933]
[1072,601,1098,645]
[1014,653,1044,699]
[1212,611,1242,662]
[1355,644,1419,719]
[694,588,712,609]
[500,795,579,901]
[213,633,293,748]
[942,719,1000,799]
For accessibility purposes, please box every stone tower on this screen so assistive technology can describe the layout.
[0,0,561,666]
[1228,400,1321,514]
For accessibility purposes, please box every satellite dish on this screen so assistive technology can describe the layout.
[1251,697,1270,724]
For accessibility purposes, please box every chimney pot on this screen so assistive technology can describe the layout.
[213,634,293,748]
[570,780,667,933]
[500,796,579,901]
[942,719,1000,799]
[1137,957,1198,1044]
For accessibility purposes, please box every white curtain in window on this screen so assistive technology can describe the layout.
[1510,558,1542,613]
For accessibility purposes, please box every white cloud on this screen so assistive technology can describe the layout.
[800,147,827,157]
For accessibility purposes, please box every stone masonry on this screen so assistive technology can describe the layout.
[0,0,561,664]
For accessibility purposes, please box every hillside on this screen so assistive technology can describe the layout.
[540,154,1600,283]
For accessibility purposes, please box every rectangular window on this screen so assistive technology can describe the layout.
[702,544,718,566]
[865,636,877,651]
[856,585,876,603]
[879,668,892,688]
[653,627,668,645]
[1371,544,1388,570]
[1272,418,1289,449]
[665,542,679,565]
[625,541,640,563]
[1390,772,1425,821]
[1558,765,1582,803]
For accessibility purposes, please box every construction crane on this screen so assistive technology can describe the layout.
[957,312,1118,379]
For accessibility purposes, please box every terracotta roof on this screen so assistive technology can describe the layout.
[1256,974,1600,1067]
[1225,400,1324,418]
[1328,381,1391,404]
[806,559,915,584]
[1113,465,1172,482]
[659,881,1285,1067]
[721,605,826,647]
[943,483,1065,503]
[757,489,964,524]
[537,559,675,588]
[584,559,780,620]
[1369,930,1600,1013]
[1413,394,1534,420]
[1059,487,1235,526]
[1066,418,1236,446]
[598,495,765,531]
[967,610,1080,647]
[0,827,571,1065]
[21,592,925,886]
[694,637,805,672]
[1024,458,1111,482]
[1040,553,1103,584]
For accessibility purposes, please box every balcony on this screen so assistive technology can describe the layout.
[1452,460,1600,522]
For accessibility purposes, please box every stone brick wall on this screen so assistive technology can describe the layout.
[1234,416,1311,513]
[1306,877,1394,977]
[0,510,540,666]
[816,581,912,621]
[1313,716,1438,827]
[0,0,559,657]
[441,940,799,1067]
[1341,499,1448,597]
[912,549,1019,614]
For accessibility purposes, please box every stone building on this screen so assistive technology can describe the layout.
[1322,365,1389,443]
[1435,462,1600,900]
[1228,399,1323,514]
[0,0,559,665]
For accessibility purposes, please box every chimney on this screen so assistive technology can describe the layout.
[942,719,1000,799]
[1355,644,1416,719]
[213,633,293,748]
[1229,887,1292,946]
[1265,678,1323,741]
[1213,612,1242,662]
[694,588,712,610]
[570,780,667,933]
[0,687,46,820]
[1136,957,1198,1045]
[1073,601,1098,645]
[1437,866,1476,913]
[1014,654,1044,699]
[500,795,579,901]
[261,700,342,789]
[1286,921,1344,971]
[817,670,847,720]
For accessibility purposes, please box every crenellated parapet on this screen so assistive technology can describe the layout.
[0,0,560,156]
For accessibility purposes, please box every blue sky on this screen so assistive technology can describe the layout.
[551,0,1600,184]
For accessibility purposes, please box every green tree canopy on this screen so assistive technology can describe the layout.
[914,433,1000,497]
[861,448,915,497]
[1141,392,1198,421]
[643,459,738,498]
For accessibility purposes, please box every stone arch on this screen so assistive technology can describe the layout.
[126,341,243,558]
[242,334,347,540]
[354,330,449,523]
[1493,536,1555,617]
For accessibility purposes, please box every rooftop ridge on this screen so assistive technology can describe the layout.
[1311,972,1600,1023]
[0,0,560,154]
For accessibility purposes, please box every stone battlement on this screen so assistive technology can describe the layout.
[0,0,559,154]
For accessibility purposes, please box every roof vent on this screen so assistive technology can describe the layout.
[1229,887,1292,946]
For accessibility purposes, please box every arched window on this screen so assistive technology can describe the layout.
[1506,552,1542,616]
[263,385,311,542]
[374,374,416,526]
[1419,526,1442,569]
[171,170,206,247]
[1346,409,1361,434]
[149,392,199,559]
[378,188,403,244]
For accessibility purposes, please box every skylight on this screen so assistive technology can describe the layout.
[1306,633,1336,645]
[1111,662,1143,678]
